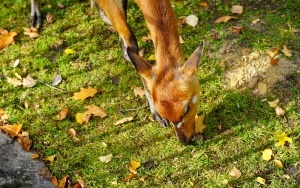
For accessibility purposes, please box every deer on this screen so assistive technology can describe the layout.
[30,0,204,145]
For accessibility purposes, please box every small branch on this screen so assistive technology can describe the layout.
[39,82,64,92]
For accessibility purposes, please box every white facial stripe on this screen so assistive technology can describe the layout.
[192,95,198,104]
[145,90,156,114]
[176,120,184,129]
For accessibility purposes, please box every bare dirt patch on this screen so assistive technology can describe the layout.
[216,41,299,95]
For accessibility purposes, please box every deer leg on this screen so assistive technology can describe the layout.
[94,0,138,63]
[30,0,42,29]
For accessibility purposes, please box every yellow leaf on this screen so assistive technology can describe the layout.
[0,30,17,50]
[130,160,141,170]
[268,99,279,108]
[85,105,107,118]
[75,113,91,125]
[64,48,75,54]
[273,159,283,168]
[214,16,238,23]
[274,131,292,146]
[195,114,206,134]
[0,123,22,138]
[122,173,136,182]
[114,117,134,125]
[281,44,292,57]
[262,149,272,161]
[72,86,98,101]
[229,167,242,178]
[44,155,55,162]
[256,177,266,185]
[148,54,155,61]
[31,153,40,159]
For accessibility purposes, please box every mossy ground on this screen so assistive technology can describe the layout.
[1,0,299,187]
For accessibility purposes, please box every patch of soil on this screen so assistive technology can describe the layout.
[216,41,299,95]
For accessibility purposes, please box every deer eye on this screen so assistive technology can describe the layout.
[183,105,190,115]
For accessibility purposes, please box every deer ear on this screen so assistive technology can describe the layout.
[182,42,204,76]
[127,47,153,78]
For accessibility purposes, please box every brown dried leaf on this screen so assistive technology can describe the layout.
[58,176,68,188]
[268,99,279,108]
[31,153,40,159]
[56,107,69,121]
[281,44,292,57]
[51,176,58,186]
[232,26,243,35]
[214,16,238,23]
[22,74,37,88]
[7,76,22,87]
[23,27,39,38]
[270,57,279,65]
[57,2,65,9]
[85,105,107,118]
[72,86,98,101]
[229,167,242,178]
[275,106,285,116]
[252,18,260,24]
[199,2,208,8]
[46,12,55,24]
[18,136,32,152]
[257,82,267,95]
[177,16,187,27]
[231,5,243,14]
[114,117,134,125]
[122,173,136,182]
[274,159,283,168]
[133,87,145,98]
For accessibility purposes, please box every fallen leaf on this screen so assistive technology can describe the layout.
[44,155,55,162]
[114,117,134,125]
[99,154,113,163]
[31,153,40,159]
[18,136,32,151]
[0,29,17,49]
[122,173,136,182]
[46,12,55,24]
[65,48,75,54]
[58,176,69,188]
[75,112,91,124]
[252,18,260,24]
[177,16,187,27]
[77,178,85,188]
[232,26,243,35]
[257,82,267,95]
[199,2,208,8]
[268,99,279,108]
[231,5,243,14]
[85,105,107,118]
[57,2,65,8]
[139,176,147,182]
[72,86,98,101]
[129,160,141,173]
[68,128,76,137]
[0,123,22,138]
[256,177,266,185]
[270,57,279,65]
[195,114,206,134]
[179,35,185,44]
[148,54,155,61]
[12,59,20,67]
[229,167,242,178]
[22,74,37,88]
[56,107,69,121]
[133,87,145,98]
[6,76,22,87]
[52,75,62,86]
[262,149,272,161]
[274,131,292,146]
[23,27,39,38]
[275,106,285,116]
[52,176,58,186]
[274,159,283,168]
[214,16,238,23]
[281,44,292,57]
[186,15,198,27]
[141,34,152,42]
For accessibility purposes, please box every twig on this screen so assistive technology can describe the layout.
[39,82,64,92]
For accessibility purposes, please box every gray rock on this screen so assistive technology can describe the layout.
[0,133,55,188]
